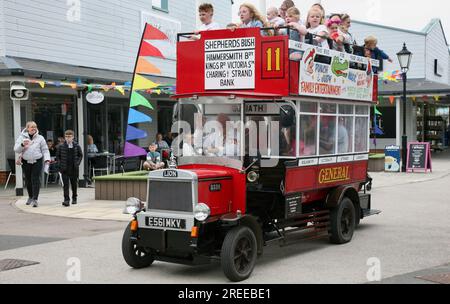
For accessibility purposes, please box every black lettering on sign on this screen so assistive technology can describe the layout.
[209,183,222,192]
[163,170,178,178]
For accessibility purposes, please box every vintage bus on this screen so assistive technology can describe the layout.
[122,28,380,282]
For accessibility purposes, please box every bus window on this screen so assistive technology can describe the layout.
[355,116,369,152]
[299,101,318,113]
[299,115,317,156]
[356,105,369,115]
[337,116,353,154]
[319,116,336,155]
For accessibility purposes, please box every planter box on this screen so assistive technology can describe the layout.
[94,171,148,201]
[368,154,385,172]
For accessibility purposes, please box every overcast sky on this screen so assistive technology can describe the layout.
[232,0,450,43]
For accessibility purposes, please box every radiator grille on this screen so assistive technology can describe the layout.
[148,180,193,212]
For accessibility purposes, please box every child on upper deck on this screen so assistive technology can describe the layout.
[360,35,393,73]
[190,3,220,40]
[283,7,307,60]
[306,7,329,49]
[326,15,345,52]
[229,3,272,36]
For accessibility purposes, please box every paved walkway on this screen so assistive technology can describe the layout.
[4,150,450,222]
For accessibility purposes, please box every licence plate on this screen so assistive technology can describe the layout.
[145,216,186,229]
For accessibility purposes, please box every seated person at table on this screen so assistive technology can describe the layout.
[87,135,99,157]
[47,139,57,158]
[143,143,165,171]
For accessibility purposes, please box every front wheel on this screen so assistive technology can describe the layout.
[221,226,257,282]
[122,223,154,269]
[329,197,356,244]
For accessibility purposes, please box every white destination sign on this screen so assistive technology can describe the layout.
[205,38,256,90]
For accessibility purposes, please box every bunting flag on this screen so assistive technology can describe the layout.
[423,95,429,102]
[128,108,152,124]
[374,106,382,116]
[38,81,45,88]
[136,57,162,75]
[434,96,440,102]
[116,86,125,95]
[139,41,165,58]
[130,92,154,109]
[389,96,395,105]
[124,142,147,157]
[126,125,148,141]
[132,74,160,91]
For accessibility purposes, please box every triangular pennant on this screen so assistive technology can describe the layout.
[139,41,165,58]
[423,95,429,102]
[412,96,417,102]
[38,81,45,88]
[434,96,440,102]
[130,92,154,109]
[87,84,93,92]
[116,86,125,95]
[126,125,148,141]
[144,40,176,59]
[128,108,152,124]
[136,57,162,75]
[132,74,160,91]
[143,24,169,40]
[374,106,382,116]
[124,142,147,158]
[389,96,395,105]
[70,83,77,89]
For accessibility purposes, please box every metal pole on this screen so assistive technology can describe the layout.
[77,90,87,187]
[13,99,23,196]
[402,72,407,172]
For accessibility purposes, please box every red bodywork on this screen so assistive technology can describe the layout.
[180,165,246,217]
[176,29,374,216]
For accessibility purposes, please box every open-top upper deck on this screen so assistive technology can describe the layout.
[176,28,379,103]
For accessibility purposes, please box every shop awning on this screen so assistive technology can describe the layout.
[0,56,175,85]
[379,78,450,96]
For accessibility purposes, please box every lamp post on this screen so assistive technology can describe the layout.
[397,43,413,172]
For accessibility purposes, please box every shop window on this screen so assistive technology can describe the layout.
[319,116,336,155]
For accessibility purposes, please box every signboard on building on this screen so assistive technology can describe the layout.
[290,41,379,102]
[406,142,432,173]
[204,37,256,90]
[86,91,105,104]
[384,145,400,172]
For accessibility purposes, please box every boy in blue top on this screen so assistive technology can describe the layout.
[143,143,165,171]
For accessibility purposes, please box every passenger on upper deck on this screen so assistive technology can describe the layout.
[306,7,329,49]
[311,3,326,25]
[190,3,220,40]
[278,0,295,20]
[228,3,272,36]
[281,7,307,61]
[339,14,355,52]
[326,15,345,52]
[267,6,285,27]
[357,35,393,73]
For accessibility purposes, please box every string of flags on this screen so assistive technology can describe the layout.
[124,24,176,158]
[377,95,444,106]
[27,79,175,96]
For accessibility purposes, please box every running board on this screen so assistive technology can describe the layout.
[363,209,382,217]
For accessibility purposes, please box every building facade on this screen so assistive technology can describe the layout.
[0,0,232,188]
[351,19,450,151]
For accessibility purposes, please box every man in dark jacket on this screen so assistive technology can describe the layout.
[56,130,83,207]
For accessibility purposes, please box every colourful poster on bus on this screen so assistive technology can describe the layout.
[290,41,379,102]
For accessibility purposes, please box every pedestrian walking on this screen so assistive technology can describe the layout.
[56,130,83,207]
[14,121,51,208]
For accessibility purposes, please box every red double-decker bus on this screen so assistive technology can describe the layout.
[122,28,380,282]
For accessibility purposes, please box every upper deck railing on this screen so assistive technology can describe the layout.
[176,28,379,102]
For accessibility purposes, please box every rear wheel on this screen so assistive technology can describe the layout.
[329,197,356,244]
[221,226,257,282]
[122,223,154,269]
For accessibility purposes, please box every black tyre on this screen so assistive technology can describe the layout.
[221,226,257,282]
[329,197,356,244]
[122,223,154,269]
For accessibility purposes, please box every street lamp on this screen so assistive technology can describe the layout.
[397,43,413,172]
